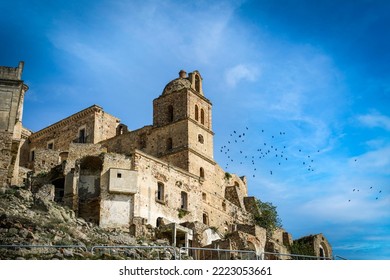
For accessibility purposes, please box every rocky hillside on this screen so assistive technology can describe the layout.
[0,185,177,260]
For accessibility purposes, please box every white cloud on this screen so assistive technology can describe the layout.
[225,64,260,88]
[350,145,390,172]
[357,111,390,131]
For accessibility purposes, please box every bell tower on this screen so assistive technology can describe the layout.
[152,70,215,177]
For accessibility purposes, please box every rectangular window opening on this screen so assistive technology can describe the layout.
[181,191,188,210]
[157,182,165,202]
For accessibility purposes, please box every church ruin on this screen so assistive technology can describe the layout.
[0,62,332,259]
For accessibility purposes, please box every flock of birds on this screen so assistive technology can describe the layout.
[217,125,387,204]
[218,126,319,178]
[348,185,383,203]
[346,159,385,203]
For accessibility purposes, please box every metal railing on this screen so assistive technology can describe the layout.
[0,244,345,260]
[90,245,177,260]
[179,247,260,260]
[333,255,347,260]
[261,251,332,260]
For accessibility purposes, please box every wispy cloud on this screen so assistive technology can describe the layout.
[225,64,260,88]
[351,145,390,173]
[357,111,390,131]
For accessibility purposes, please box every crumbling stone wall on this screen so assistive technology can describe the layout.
[18,127,32,169]
[100,126,153,156]
[153,88,189,127]
[99,152,134,229]
[132,150,203,227]
[28,105,119,155]
[0,132,13,186]
[0,62,28,186]
[294,233,332,259]
[33,148,61,174]
[264,228,293,259]
[77,156,102,223]
[63,143,106,211]
[64,143,106,174]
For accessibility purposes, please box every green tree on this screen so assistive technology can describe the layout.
[253,199,282,239]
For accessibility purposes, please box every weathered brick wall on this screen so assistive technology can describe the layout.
[158,150,189,171]
[18,127,32,168]
[99,152,135,229]
[0,63,23,80]
[100,126,153,155]
[64,143,106,174]
[94,110,120,143]
[33,148,61,174]
[148,122,189,159]
[0,62,27,186]
[28,106,119,154]
[200,164,252,233]
[0,132,12,186]
[132,151,203,227]
[153,89,188,127]
[188,120,214,160]
[187,90,212,130]
[298,233,333,258]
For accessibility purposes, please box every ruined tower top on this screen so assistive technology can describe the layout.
[162,69,204,96]
[0,61,24,81]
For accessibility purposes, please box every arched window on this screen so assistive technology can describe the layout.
[202,192,207,201]
[200,109,205,125]
[167,138,173,150]
[200,167,205,178]
[198,134,204,144]
[195,105,199,121]
[222,201,227,211]
[195,74,200,92]
[168,105,174,122]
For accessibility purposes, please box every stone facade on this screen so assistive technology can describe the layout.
[0,62,28,186]
[1,64,333,259]
[24,105,119,168]
[294,233,333,259]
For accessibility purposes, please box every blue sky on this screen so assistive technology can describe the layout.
[1,0,389,259]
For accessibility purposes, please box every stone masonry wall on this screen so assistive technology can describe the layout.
[0,62,27,186]
[132,150,203,227]
[100,126,153,156]
[187,89,212,131]
[28,105,119,154]
[33,148,61,174]
[153,89,188,127]
[0,132,13,186]
[99,152,134,229]
[93,110,120,143]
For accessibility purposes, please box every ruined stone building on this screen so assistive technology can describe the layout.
[0,62,332,259]
[0,62,29,187]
